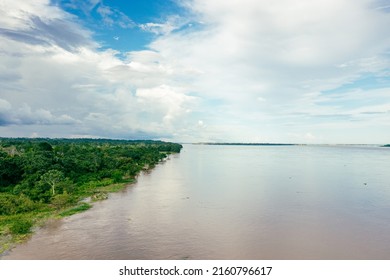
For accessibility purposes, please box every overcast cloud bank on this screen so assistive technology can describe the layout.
[1,0,390,143]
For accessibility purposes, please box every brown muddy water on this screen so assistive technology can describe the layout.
[2,144,390,259]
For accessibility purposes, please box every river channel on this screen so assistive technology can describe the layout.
[2,144,390,259]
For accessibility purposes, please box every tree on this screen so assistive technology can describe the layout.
[40,170,65,196]
[0,153,24,188]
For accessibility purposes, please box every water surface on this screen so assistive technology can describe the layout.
[3,144,390,259]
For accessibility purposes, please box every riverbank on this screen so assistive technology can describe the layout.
[0,178,132,255]
[0,138,182,255]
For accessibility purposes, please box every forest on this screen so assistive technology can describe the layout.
[0,138,182,253]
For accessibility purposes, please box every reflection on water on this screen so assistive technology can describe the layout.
[3,144,390,259]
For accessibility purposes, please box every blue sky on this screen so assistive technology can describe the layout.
[1,0,390,143]
[55,0,185,51]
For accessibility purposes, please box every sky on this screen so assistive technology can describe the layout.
[1,0,390,144]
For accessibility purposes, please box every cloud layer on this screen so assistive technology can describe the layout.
[1,0,390,143]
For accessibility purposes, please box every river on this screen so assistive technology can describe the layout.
[2,144,390,259]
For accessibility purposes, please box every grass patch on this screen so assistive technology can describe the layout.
[89,179,136,201]
[58,203,92,217]
[97,182,129,192]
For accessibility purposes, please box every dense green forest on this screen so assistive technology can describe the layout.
[0,138,182,253]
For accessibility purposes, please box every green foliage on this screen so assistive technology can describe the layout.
[10,218,33,235]
[0,152,24,189]
[0,138,182,251]
[39,170,65,196]
[0,193,37,215]
[59,203,92,217]
[38,142,53,151]
[112,170,124,183]
[51,192,75,209]
[0,138,181,203]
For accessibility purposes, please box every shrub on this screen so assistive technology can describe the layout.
[0,193,37,215]
[51,192,74,209]
[10,218,33,234]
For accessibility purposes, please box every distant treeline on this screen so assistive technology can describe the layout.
[0,138,182,246]
[197,143,296,146]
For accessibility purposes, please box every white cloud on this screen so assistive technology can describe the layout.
[139,16,187,35]
[144,0,390,143]
[155,0,390,94]
[55,0,135,29]
[0,0,197,139]
[136,85,196,127]
[140,23,174,35]
[0,98,11,111]
[96,4,134,28]
[0,99,79,126]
